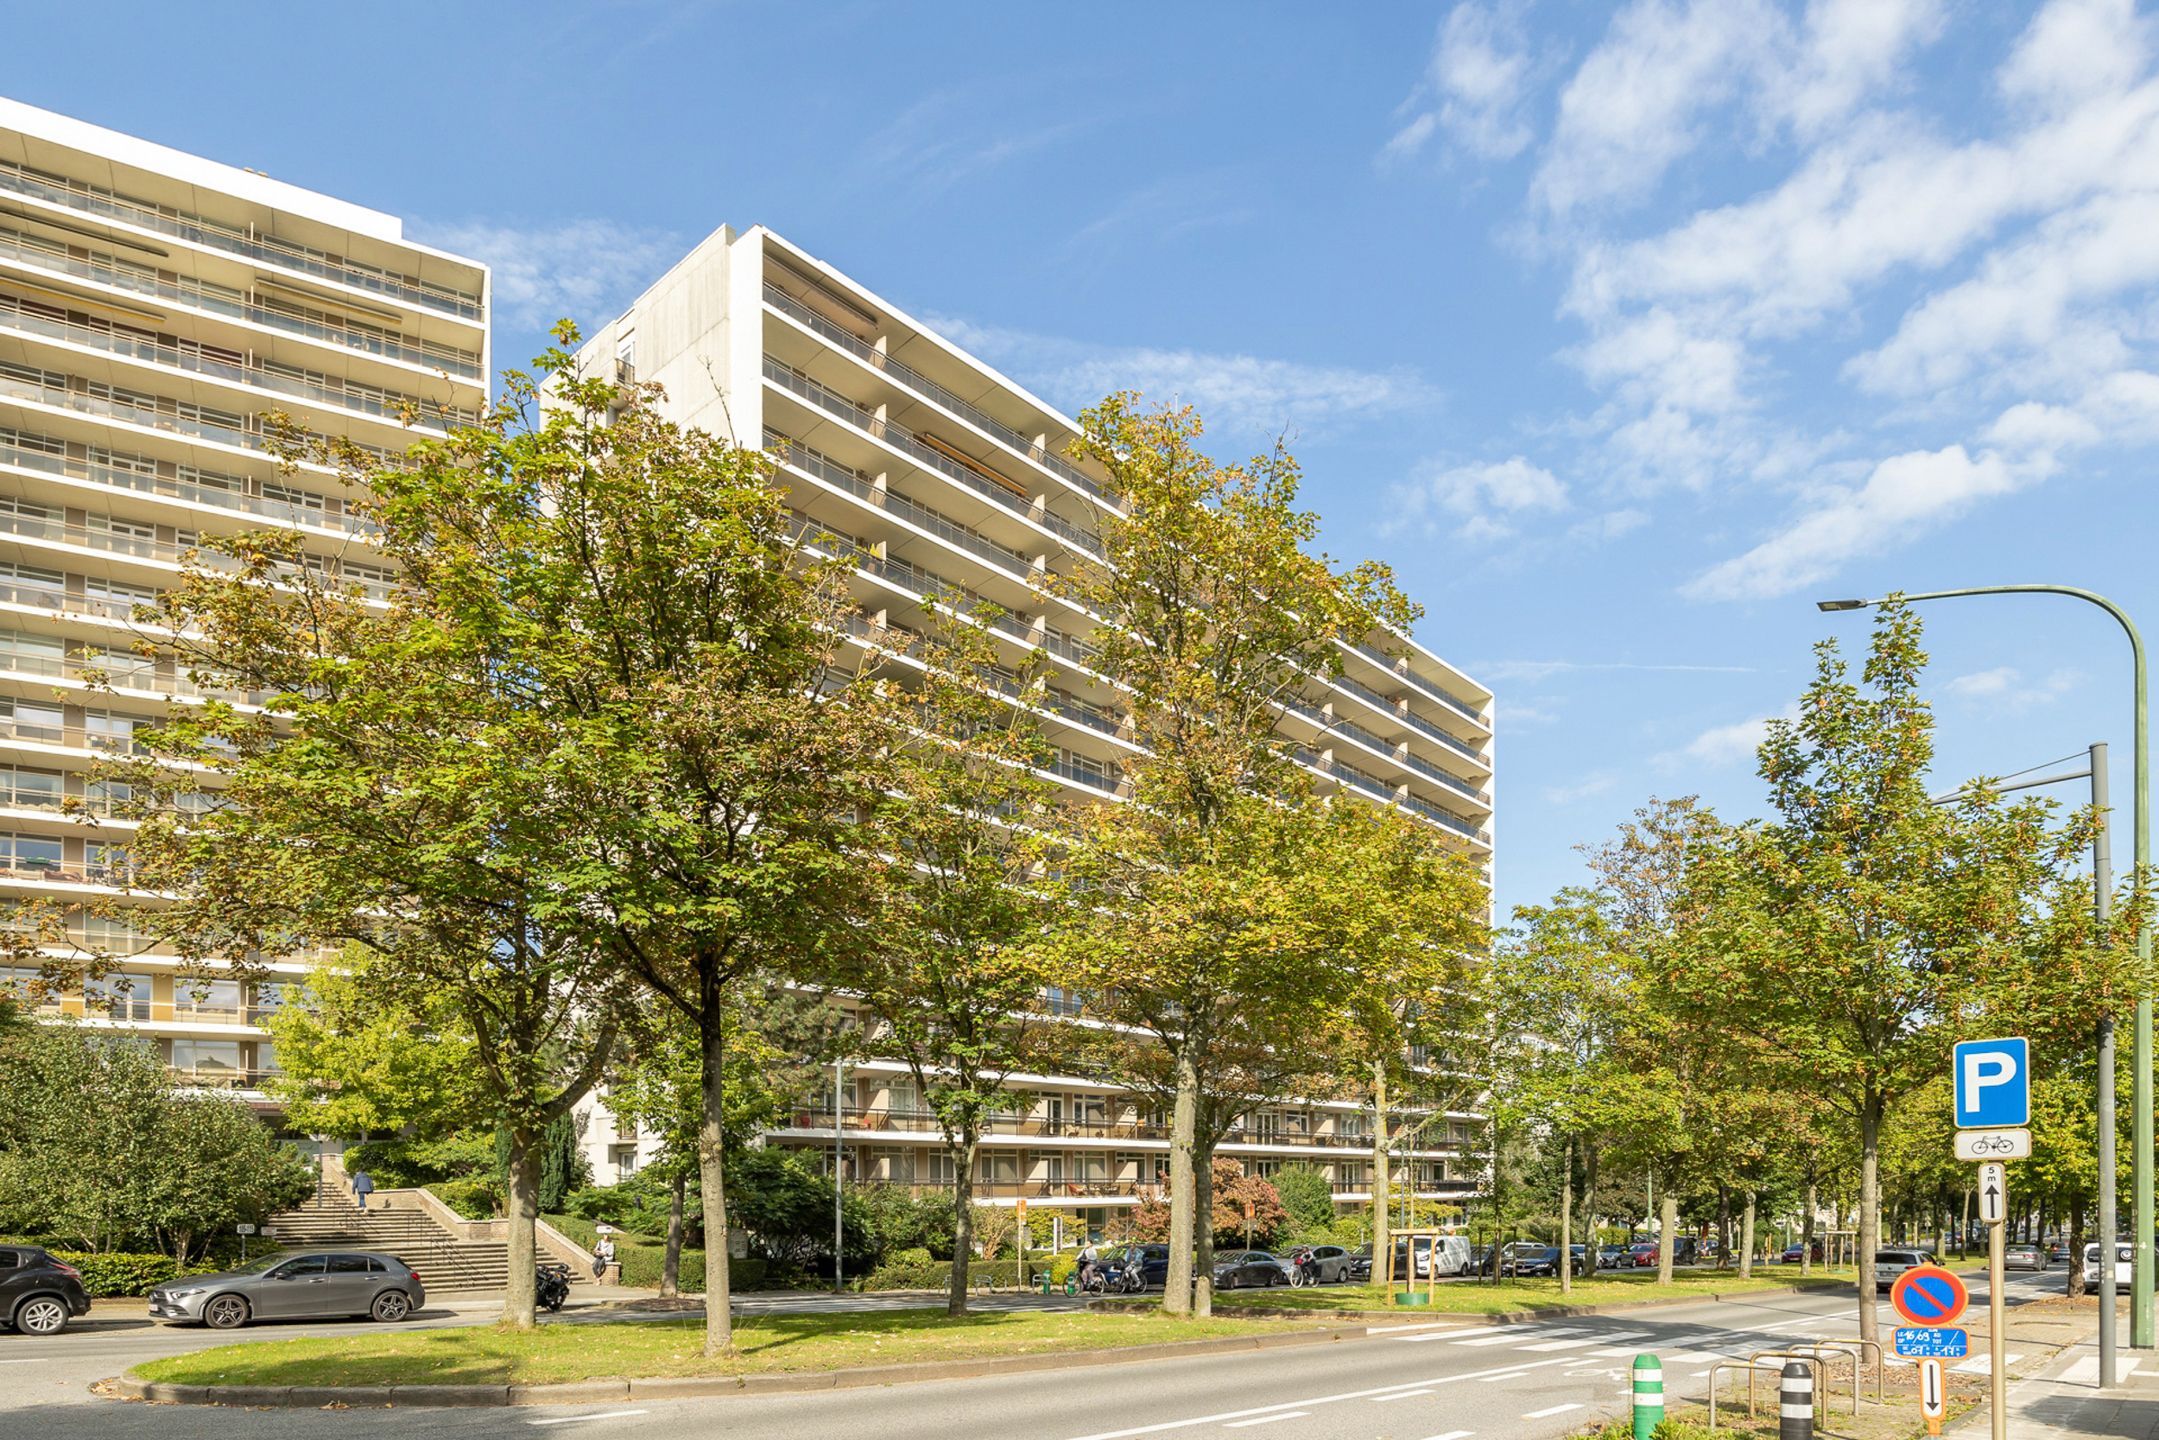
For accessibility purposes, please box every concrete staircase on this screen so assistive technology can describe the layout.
[268,1196,586,1295]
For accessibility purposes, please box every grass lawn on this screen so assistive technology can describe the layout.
[1214,1267,1855,1314]
[131,1308,1308,1388]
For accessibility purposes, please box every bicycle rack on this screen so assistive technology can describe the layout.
[1706,1352,1822,1430]
[1792,1338,1883,1410]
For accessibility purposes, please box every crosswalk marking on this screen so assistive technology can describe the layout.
[1458,1328,1582,1347]
[1373,1389,1435,1402]
[1391,1325,1513,1343]
[1520,1336,1605,1352]
[1523,1404,1583,1419]
[1415,1432,1473,1440]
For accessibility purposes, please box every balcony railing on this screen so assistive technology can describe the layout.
[1347,642,1485,725]
[0,429,379,536]
[0,363,398,466]
[787,1104,1453,1152]
[1331,672,1482,762]
[764,281,1117,508]
[167,1066,277,1091]
[0,296,476,430]
[764,358,1102,555]
[0,229,481,379]
[771,434,1038,583]
[0,579,150,626]
[0,160,483,321]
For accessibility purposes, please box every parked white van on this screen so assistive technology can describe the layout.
[2084,1242,2132,1288]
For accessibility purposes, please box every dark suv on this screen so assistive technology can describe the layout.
[0,1246,91,1336]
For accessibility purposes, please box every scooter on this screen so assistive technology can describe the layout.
[536,1262,572,1313]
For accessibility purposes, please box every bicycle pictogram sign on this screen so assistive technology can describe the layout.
[1890,1266,1968,1327]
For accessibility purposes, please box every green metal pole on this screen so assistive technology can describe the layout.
[1825,585,2150,1347]
[1632,1353,1664,1440]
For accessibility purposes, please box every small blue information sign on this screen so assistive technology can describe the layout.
[1893,1327,1969,1360]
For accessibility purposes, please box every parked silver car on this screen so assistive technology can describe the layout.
[148,1251,426,1329]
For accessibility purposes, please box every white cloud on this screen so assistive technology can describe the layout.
[1683,444,2023,601]
[1532,0,1776,215]
[1543,772,1618,804]
[1389,455,1567,541]
[1766,0,1945,138]
[1999,0,2154,113]
[1655,704,1798,772]
[1386,3,1540,164]
[929,316,1438,437]
[1944,665,2081,708]
[416,218,681,331]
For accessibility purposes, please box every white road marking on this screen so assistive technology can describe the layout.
[1060,1357,1582,1440]
[528,1410,648,1427]
[1417,1432,1474,1440]
[1458,1327,1581,1347]
[1524,1404,1584,1419]
[1391,1325,1513,1343]
[1374,1321,1505,1337]
[1521,1336,1606,1352]
[1223,1413,1306,1428]
[1373,1389,1435,1402]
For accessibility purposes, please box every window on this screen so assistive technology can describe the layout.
[0,833,63,873]
[328,1255,373,1274]
[170,1039,242,1075]
[260,481,326,515]
[1073,1153,1109,1183]
[0,766,63,811]
[83,711,140,753]
[270,1256,326,1280]
[0,630,65,677]
[87,841,131,881]
[176,979,242,1019]
[922,1151,956,1184]
[610,1144,639,1176]
[85,972,153,1020]
[0,700,62,741]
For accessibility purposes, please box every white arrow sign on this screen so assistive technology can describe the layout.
[1954,1128,2032,1161]
[1978,1162,2007,1224]
[1921,1358,1945,1419]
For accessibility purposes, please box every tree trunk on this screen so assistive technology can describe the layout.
[948,1136,979,1317]
[1717,1187,1732,1270]
[503,1125,540,1329]
[697,1004,734,1356]
[1656,1190,1677,1285]
[1163,1049,1198,1317]
[1370,1063,1390,1291]
[2068,1199,2087,1298]
[1559,1136,1574,1297]
[1192,1142,1216,1318]
[1802,1179,1816,1277]
[1739,1192,1756,1280]
[1961,1185,1972,1261]
[660,1170,685,1299]
[1580,1144,1600,1255]
[1857,1089,1883,1349]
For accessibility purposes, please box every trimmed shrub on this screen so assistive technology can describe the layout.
[860,1259,1009,1291]
[427,1180,498,1220]
[49,1251,178,1298]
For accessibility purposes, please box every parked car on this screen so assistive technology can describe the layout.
[1628,1243,1659,1268]
[2084,1242,2133,1289]
[1110,1244,1171,1290]
[1213,1251,1291,1289]
[1285,1245,1355,1284]
[1872,1248,1936,1294]
[1385,1235,1473,1280]
[147,1251,426,1329]
[2049,1242,2072,1264]
[1780,1240,1825,1264]
[1345,1247,1373,1282]
[2003,1243,2045,1272]
[1668,1237,1700,1267]
[0,1245,90,1336]
[1510,1245,1592,1278]
[1598,1244,1629,1270]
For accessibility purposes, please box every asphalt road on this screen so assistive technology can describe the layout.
[0,1267,2066,1440]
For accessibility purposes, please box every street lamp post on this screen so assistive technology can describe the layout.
[1818,586,2150,1349]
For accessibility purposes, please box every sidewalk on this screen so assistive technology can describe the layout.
[1995,1329,2159,1438]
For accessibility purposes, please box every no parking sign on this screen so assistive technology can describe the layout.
[1890,1266,1969,1327]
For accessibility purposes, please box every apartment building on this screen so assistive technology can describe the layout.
[0,99,489,1093]
[567,225,1496,1225]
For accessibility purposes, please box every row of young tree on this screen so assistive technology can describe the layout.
[1486,604,2148,1346]
[14,335,1489,1352]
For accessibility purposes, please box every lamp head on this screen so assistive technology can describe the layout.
[1815,598,1870,612]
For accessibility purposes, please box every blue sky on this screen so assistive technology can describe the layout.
[15,1,2158,917]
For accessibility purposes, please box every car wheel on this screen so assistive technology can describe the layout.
[371,1290,413,1323]
[202,1294,250,1330]
[13,1297,68,1337]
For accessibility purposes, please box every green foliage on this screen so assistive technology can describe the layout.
[860,1259,1007,1292]
[0,1025,311,1263]
[345,1132,500,1192]
[427,1180,498,1220]
[259,959,483,1140]
[1271,1165,1337,1237]
[49,1251,179,1298]
[563,1172,687,1240]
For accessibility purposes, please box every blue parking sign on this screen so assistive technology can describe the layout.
[1953,1037,2029,1129]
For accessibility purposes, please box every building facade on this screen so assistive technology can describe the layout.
[0,99,489,1091]
[566,225,1496,1224]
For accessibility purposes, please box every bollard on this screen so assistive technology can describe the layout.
[1632,1354,1664,1440]
[1779,1360,1813,1440]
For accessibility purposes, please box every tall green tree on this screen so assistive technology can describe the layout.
[834,596,1062,1315]
[257,957,484,1141]
[1054,395,1422,1317]
[368,336,890,1354]
[1676,601,2138,1345]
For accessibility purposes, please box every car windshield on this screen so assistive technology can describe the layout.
[225,1253,290,1274]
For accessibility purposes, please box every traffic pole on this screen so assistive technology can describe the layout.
[1989,1204,2007,1440]
[1631,1355,1663,1440]
[1778,1360,1813,1440]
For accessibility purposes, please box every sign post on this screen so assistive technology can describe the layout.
[1919,1358,1946,1435]
[1954,1037,2030,1440]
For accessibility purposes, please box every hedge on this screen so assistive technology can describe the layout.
[48,1251,178,1298]
[860,1259,1018,1291]
[540,1214,766,1292]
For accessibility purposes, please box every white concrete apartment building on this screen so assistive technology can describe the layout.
[0,99,489,1094]
[568,225,1497,1232]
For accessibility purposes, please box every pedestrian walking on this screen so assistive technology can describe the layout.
[594,1234,617,1280]
[350,1168,374,1211]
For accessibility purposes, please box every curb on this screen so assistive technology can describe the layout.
[108,1324,1369,1408]
[1098,1280,1851,1326]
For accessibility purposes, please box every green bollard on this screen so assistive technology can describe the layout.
[1632,1354,1664,1440]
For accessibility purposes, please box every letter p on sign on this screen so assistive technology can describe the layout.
[1953,1037,2030,1129]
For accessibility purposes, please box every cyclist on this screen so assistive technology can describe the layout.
[1076,1240,1101,1291]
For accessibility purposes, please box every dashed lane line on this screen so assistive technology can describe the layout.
[527,1410,649,1428]
[1416,1431,1474,1440]
[1222,1413,1307,1428]
[1524,1404,1584,1419]
[1372,1389,1436,1402]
